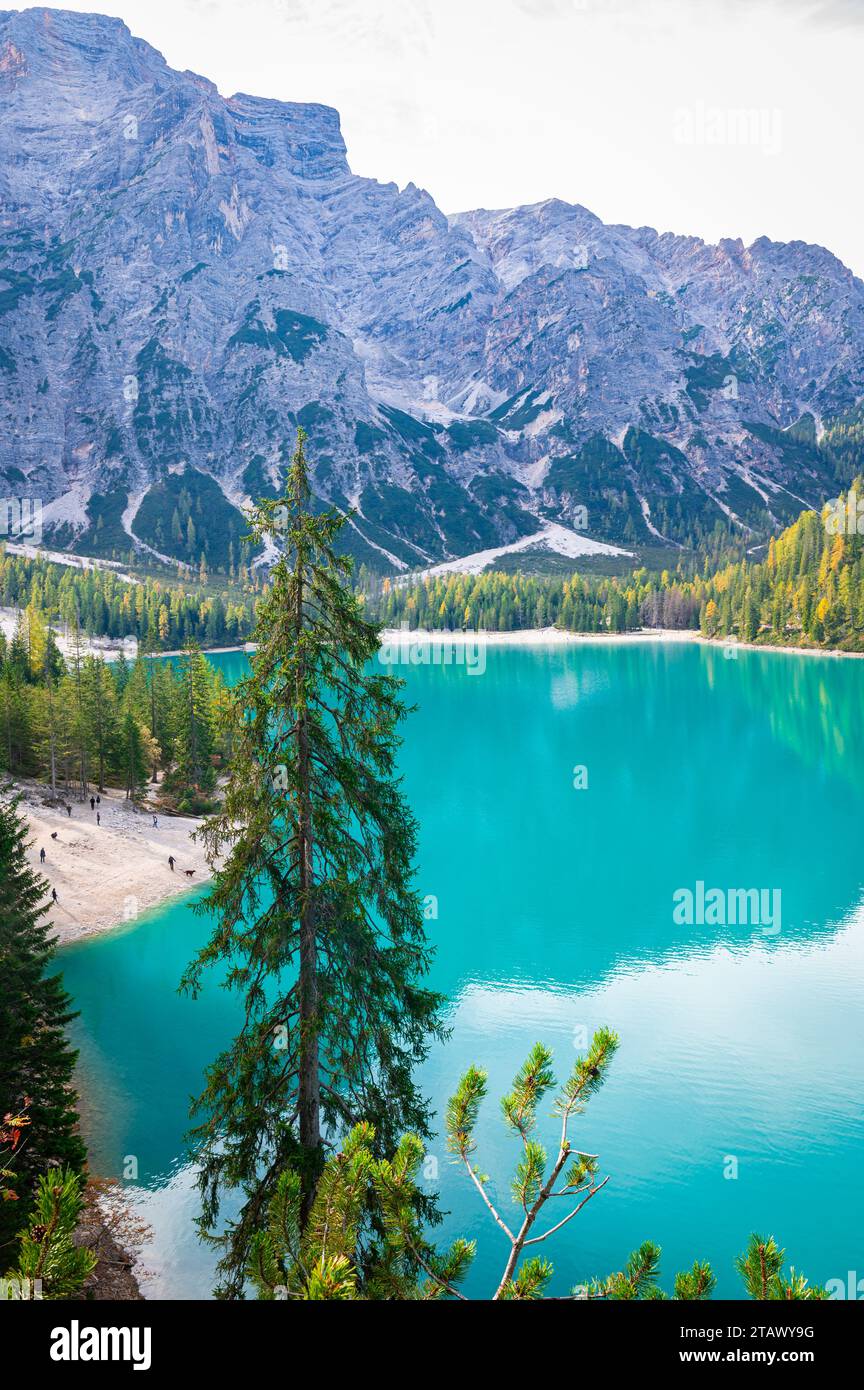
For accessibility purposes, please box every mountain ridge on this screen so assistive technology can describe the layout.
[1,6,862,573]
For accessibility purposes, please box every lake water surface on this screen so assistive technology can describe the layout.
[58,642,864,1299]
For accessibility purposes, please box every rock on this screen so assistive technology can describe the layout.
[0,8,861,568]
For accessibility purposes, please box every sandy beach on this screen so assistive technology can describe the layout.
[10,781,210,946]
[7,626,860,950]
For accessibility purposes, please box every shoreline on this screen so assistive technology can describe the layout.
[12,627,861,949]
[380,626,697,647]
[163,628,864,660]
[383,627,864,659]
[145,643,256,660]
[4,607,861,665]
[378,627,864,659]
[8,780,211,948]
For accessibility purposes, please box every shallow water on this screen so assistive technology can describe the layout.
[59,642,864,1298]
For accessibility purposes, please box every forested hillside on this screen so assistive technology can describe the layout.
[0,549,257,650]
[0,631,230,815]
[376,481,864,651]
[2,482,864,675]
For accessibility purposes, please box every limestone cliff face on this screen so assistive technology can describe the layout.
[1,7,861,569]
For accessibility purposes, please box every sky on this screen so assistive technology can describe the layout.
[31,0,864,275]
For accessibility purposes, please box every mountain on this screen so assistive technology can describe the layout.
[1,6,863,573]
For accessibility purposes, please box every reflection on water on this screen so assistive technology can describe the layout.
[59,643,864,1298]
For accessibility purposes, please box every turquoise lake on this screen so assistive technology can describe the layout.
[58,641,864,1299]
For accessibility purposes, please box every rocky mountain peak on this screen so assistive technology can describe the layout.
[0,8,862,574]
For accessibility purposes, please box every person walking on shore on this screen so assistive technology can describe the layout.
[90,796,95,811]
[66,804,72,817]
[40,847,46,864]
[152,815,159,829]
[96,811,101,826]
[168,855,175,872]
[51,888,58,903]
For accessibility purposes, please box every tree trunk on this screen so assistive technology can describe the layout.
[297,714,319,1155]
[188,657,198,786]
[294,515,320,1205]
[150,664,159,781]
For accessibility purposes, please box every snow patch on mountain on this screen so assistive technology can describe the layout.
[0,7,861,572]
[417,524,632,577]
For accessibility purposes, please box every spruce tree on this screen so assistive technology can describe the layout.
[0,673,33,776]
[172,643,216,794]
[32,676,61,799]
[0,793,86,1259]
[120,712,149,802]
[125,652,172,782]
[81,656,120,792]
[65,610,89,797]
[182,430,445,1296]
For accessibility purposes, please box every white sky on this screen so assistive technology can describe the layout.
[33,0,864,275]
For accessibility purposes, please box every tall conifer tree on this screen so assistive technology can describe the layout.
[172,643,216,792]
[182,430,444,1296]
[0,793,86,1258]
[81,656,120,792]
[120,712,149,802]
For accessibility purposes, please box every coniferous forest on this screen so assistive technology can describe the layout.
[4,481,864,671]
[0,433,845,1328]
[3,482,864,798]
[374,480,864,650]
[2,0,863,1367]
